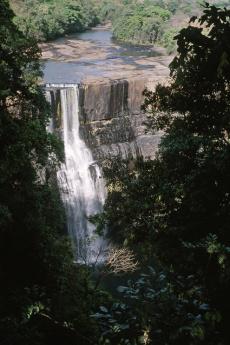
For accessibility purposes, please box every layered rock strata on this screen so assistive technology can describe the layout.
[46,76,165,162]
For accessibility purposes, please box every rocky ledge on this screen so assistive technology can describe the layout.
[47,75,166,163]
[79,76,165,161]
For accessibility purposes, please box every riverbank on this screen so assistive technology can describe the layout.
[41,25,172,84]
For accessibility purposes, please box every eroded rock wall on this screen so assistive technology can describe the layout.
[46,76,164,162]
[79,76,164,161]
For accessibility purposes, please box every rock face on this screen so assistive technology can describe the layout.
[46,76,165,162]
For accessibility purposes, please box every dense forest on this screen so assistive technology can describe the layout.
[10,0,99,41]
[101,0,230,52]
[10,0,230,52]
[1,0,230,344]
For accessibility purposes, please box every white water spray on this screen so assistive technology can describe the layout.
[49,86,106,263]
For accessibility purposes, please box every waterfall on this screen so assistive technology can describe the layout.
[47,85,106,263]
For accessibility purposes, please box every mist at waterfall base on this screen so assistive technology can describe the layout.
[46,85,106,264]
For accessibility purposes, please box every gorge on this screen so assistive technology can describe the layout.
[43,25,170,261]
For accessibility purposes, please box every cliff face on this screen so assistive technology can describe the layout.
[79,76,164,161]
[47,76,164,162]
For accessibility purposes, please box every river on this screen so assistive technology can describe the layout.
[43,25,170,262]
[41,24,171,84]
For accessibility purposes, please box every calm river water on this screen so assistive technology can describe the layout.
[42,26,170,84]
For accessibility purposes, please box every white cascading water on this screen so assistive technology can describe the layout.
[52,86,106,263]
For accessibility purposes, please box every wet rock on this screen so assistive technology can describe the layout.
[78,76,164,161]
[46,76,166,163]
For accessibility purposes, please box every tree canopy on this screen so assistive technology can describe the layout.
[0,2,101,344]
[98,4,230,344]
[10,0,99,41]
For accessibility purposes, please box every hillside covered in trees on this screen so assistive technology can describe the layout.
[10,0,99,41]
[10,0,230,52]
[101,0,230,52]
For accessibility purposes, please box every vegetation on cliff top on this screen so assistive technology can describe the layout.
[10,0,99,41]
[104,0,230,52]
[95,3,230,344]
[9,0,230,53]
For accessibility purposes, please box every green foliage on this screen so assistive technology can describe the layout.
[97,3,230,344]
[145,4,230,343]
[160,27,179,54]
[96,158,159,260]
[93,268,220,345]
[12,0,99,41]
[112,3,171,44]
[0,1,104,344]
[10,0,230,48]
[103,0,230,49]
[97,0,123,22]
[3,1,230,343]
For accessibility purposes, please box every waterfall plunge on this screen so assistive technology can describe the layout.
[49,86,106,263]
